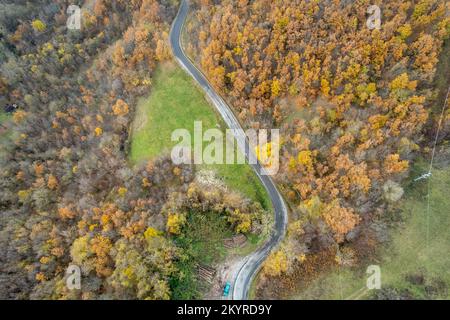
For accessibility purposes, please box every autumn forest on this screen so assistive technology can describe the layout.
[0,0,449,300]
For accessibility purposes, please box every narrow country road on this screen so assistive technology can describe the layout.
[169,0,288,300]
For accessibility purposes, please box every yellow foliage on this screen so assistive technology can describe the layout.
[397,24,412,40]
[42,42,54,54]
[297,150,313,169]
[118,187,127,197]
[390,73,417,91]
[288,83,299,95]
[71,236,89,265]
[94,127,103,136]
[233,46,243,55]
[384,154,409,173]
[100,214,110,225]
[298,253,307,263]
[234,210,252,233]
[166,213,186,235]
[39,256,51,264]
[123,266,135,281]
[144,226,161,240]
[263,250,288,277]
[288,156,296,169]
[173,167,181,176]
[13,110,27,123]
[271,79,281,97]
[32,19,46,32]
[227,209,252,233]
[369,114,389,130]
[255,142,273,167]
[142,177,151,187]
[366,82,377,93]
[35,272,46,282]
[321,78,330,96]
[302,196,323,219]
[17,189,31,202]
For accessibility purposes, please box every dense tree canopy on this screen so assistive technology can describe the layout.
[185,0,449,275]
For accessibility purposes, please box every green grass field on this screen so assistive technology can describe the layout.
[129,62,218,163]
[293,158,450,300]
[129,62,270,208]
[0,112,9,124]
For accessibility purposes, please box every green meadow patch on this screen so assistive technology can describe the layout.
[129,61,270,208]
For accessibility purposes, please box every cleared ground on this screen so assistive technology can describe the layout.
[129,61,270,208]
[170,211,230,299]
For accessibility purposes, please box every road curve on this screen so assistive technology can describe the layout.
[169,0,288,300]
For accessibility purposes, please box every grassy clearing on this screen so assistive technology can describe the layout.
[129,62,218,163]
[0,112,9,124]
[293,159,450,300]
[129,61,270,207]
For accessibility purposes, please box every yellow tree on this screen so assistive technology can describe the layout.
[262,250,288,277]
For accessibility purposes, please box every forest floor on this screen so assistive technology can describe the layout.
[289,151,450,300]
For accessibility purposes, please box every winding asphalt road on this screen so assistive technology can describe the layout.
[169,0,288,300]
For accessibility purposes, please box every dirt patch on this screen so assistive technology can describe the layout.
[132,105,148,133]
[195,169,228,190]
[203,255,248,300]
[162,60,177,73]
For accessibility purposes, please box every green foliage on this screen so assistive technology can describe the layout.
[129,62,218,163]
[170,211,230,299]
